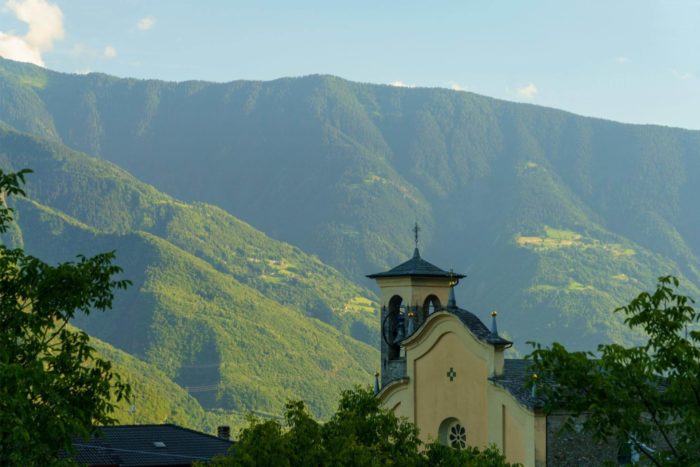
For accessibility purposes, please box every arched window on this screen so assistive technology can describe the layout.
[384,295,403,360]
[423,295,441,317]
[438,418,467,449]
[389,295,403,314]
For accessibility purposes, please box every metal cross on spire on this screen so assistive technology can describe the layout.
[413,222,420,249]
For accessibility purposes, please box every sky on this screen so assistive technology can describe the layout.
[0,0,698,129]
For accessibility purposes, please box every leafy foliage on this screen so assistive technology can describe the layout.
[207,386,518,467]
[0,169,131,465]
[528,276,700,466]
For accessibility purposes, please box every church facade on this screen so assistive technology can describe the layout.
[368,247,625,467]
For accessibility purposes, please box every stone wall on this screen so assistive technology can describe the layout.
[546,413,619,466]
[547,412,681,466]
[381,358,406,387]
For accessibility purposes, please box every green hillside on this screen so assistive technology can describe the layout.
[1,56,700,353]
[87,332,247,433]
[0,125,378,346]
[0,126,379,422]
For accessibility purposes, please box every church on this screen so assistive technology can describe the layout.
[368,242,624,467]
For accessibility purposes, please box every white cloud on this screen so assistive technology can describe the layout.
[0,0,64,66]
[103,45,117,58]
[389,80,415,88]
[0,32,42,64]
[671,68,691,80]
[517,83,538,99]
[137,16,155,31]
[615,56,629,64]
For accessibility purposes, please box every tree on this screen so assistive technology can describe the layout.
[0,169,131,465]
[528,276,700,466]
[208,386,518,467]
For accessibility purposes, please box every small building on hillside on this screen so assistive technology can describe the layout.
[66,424,233,467]
[368,245,627,467]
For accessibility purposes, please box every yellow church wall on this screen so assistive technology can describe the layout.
[403,313,495,446]
[374,277,452,309]
[494,348,505,375]
[504,405,527,464]
[378,379,411,420]
[487,385,538,467]
[535,414,547,467]
[413,331,489,445]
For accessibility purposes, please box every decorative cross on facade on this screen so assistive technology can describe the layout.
[447,367,457,381]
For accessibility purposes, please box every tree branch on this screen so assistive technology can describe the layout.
[633,384,678,461]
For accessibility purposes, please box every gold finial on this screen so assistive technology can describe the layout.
[490,310,498,317]
[532,373,539,380]
[449,268,458,287]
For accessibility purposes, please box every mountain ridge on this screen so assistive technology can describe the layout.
[1,57,699,353]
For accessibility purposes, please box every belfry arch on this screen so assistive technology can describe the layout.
[385,295,404,360]
[423,294,441,317]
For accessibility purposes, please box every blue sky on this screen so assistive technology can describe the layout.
[1,0,699,129]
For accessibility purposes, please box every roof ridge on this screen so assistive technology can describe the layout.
[95,423,233,442]
[96,423,177,428]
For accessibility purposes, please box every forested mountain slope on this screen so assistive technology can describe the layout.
[0,125,378,423]
[1,57,699,350]
[87,332,242,431]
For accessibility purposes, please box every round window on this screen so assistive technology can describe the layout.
[448,423,467,449]
[438,417,467,449]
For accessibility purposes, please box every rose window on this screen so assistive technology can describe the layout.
[448,423,466,449]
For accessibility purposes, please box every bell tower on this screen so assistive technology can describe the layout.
[367,225,465,387]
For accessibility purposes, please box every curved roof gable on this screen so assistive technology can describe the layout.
[403,307,512,348]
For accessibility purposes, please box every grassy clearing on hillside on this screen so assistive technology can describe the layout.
[0,65,47,89]
[342,296,377,313]
[516,226,635,258]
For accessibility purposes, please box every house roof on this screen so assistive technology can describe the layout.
[366,248,466,279]
[68,424,233,466]
[489,359,544,410]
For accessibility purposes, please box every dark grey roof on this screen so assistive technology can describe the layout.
[367,248,466,279]
[489,359,544,410]
[450,307,513,347]
[68,424,233,466]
